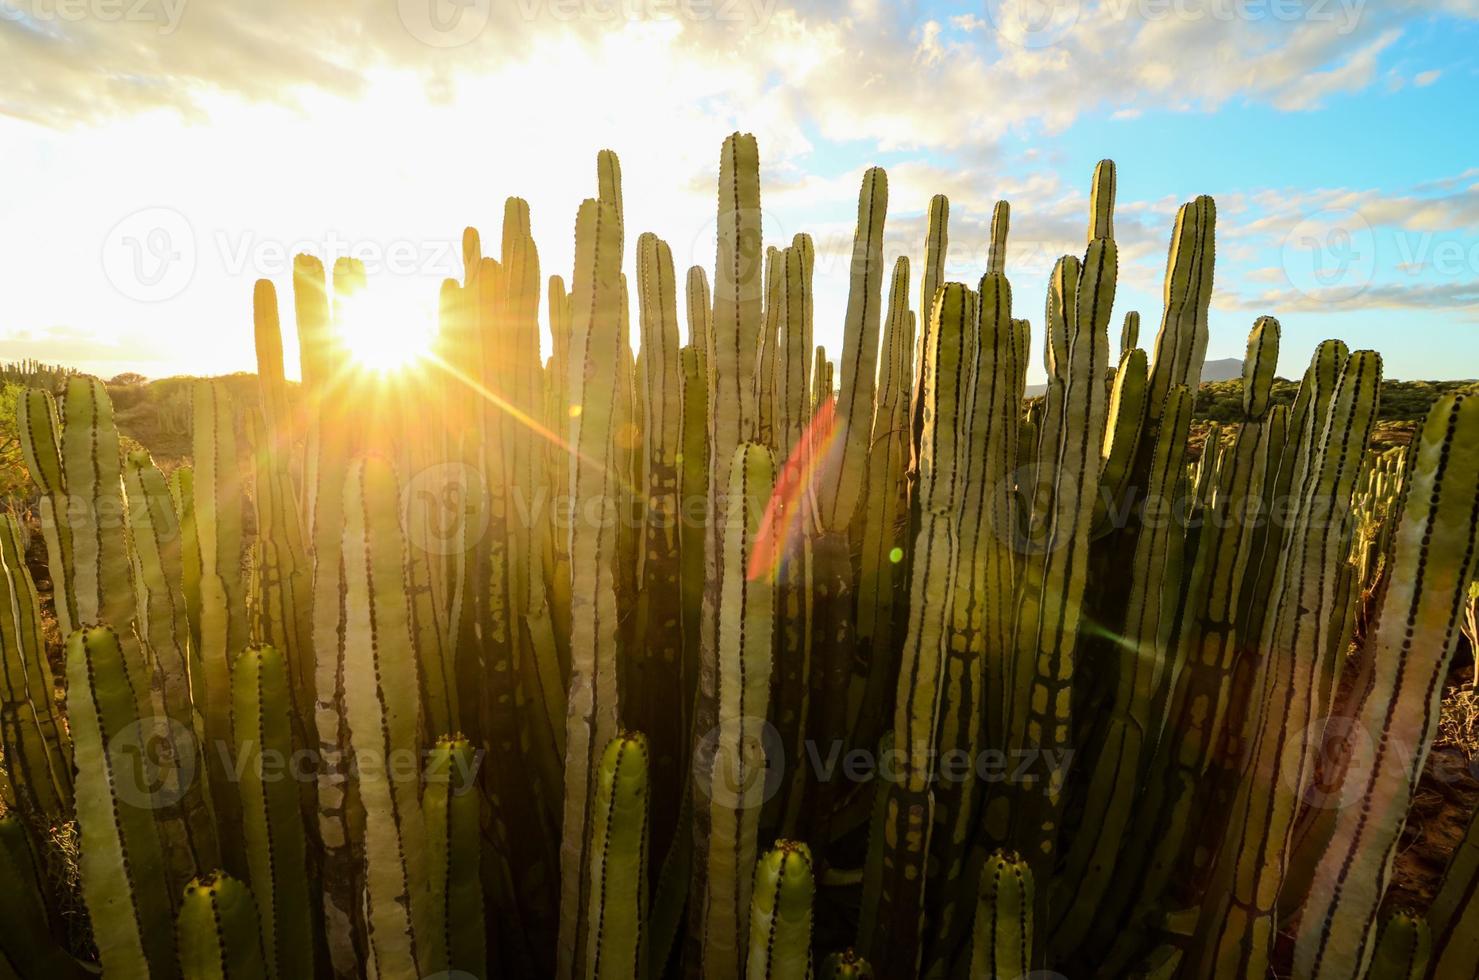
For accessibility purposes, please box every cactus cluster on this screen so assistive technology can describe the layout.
[0,135,1476,979]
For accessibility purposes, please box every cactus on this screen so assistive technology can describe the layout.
[559,189,627,980]
[1429,804,1479,979]
[821,948,875,979]
[969,850,1033,980]
[232,646,314,979]
[2,136,1477,980]
[1194,350,1383,980]
[699,442,776,979]
[1294,393,1479,979]
[585,732,651,980]
[340,455,436,976]
[1365,909,1430,980]
[0,514,71,819]
[65,625,177,978]
[177,872,269,980]
[0,815,86,977]
[746,841,815,980]
[425,735,486,978]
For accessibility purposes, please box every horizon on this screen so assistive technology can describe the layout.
[2,2,1477,382]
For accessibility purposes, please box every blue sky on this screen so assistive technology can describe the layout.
[0,0,1475,382]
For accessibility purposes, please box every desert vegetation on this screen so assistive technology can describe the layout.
[0,137,1476,979]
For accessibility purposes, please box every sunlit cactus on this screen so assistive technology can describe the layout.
[0,133,1474,980]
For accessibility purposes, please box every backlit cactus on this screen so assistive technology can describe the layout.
[177,871,269,980]
[0,135,1475,980]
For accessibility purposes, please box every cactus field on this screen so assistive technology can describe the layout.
[1,135,1478,979]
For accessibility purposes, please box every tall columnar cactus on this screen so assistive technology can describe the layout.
[340,455,435,976]
[296,252,363,978]
[1428,804,1479,979]
[969,850,1033,980]
[1008,233,1116,873]
[60,378,146,696]
[176,872,269,980]
[1293,393,1479,979]
[65,625,177,979]
[15,387,75,637]
[862,283,973,977]
[192,378,250,875]
[630,232,686,857]
[585,732,651,980]
[121,449,218,890]
[1048,383,1194,954]
[925,262,1022,971]
[746,841,815,980]
[688,131,765,978]
[425,735,486,978]
[232,646,314,980]
[700,442,776,980]
[0,514,71,819]
[1194,350,1383,980]
[805,167,887,853]
[852,255,913,756]
[250,281,316,746]
[1364,910,1431,980]
[5,135,1478,980]
[558,187,627,980]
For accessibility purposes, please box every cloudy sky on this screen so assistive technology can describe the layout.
[1,0,1475,381]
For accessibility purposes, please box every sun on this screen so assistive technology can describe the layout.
[335,291,436,372]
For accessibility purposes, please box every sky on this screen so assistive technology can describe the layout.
[0,0,1476,384]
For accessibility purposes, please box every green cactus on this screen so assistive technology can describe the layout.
[0,514,71,819]
[746,841,815,980]
[425,735,486,978]
[1194,350,1382,980]
[0,815,86,977]
[340,455,436,976]
[558,188,627,980]
[821,948,875,979]
[585,732,651,980]
[177,871,269,980]
[232,646,314,979]
[2,136,1477,980]
[65,625,177,979]
[1294,392,1479,979]
[969,850,1033,980]
[699,442,776,980]
[1429,804,1479,979]
[1365,910,1431,980]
